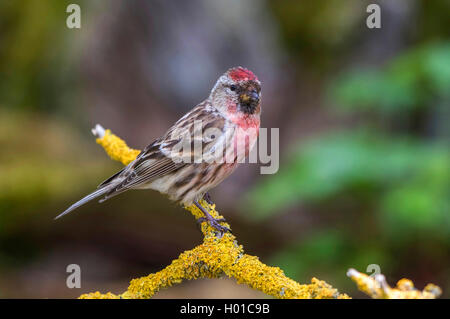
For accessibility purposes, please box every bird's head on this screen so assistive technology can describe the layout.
[210,67,261,118]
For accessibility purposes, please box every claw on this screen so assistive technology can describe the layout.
[194,200,231,235]
[196,216,230,234]
[197,217,226,223]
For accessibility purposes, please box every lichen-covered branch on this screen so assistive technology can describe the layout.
[79,125,441,299]
[92,124,140,166]
[347,268,441,299]
[82,200,348,299]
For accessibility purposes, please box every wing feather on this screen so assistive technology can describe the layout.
[98,101,227,202]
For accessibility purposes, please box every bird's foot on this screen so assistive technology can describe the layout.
[194,200,231,236]
[197,216,230,235]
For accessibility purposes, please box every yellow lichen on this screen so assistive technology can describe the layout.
[95,129,141,165]
[79,291,120,299]
[347,268,441,299]
[78,126,441,299]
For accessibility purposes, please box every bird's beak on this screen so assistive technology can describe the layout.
[240,90,260,104]
[239,89,260,114]
[249,90,260,103]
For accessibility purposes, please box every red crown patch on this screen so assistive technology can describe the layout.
[228,67,258,82]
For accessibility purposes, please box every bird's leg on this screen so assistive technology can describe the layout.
[199,193,228,225]
[201,193,227,223]
[194,200,230,234]
[196,196,226,223]
[203,192,214,205]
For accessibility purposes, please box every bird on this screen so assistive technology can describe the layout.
[55,67,261,233]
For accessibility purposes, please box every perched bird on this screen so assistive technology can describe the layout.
[56,67,261,233]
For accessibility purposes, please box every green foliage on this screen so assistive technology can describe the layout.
[271,229,391,292]
[247,130,449,233]
[329,43,450,114]
[271,231,347,280]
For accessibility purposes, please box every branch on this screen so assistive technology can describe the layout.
[347,269,441,299]
[79,124,441,299]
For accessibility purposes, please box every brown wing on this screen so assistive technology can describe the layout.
[97,100,227,202]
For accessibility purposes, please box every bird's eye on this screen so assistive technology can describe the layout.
[230,85,236,91]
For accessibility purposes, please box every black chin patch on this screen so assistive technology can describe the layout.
[240,102,258,114]
[236,80,260,114]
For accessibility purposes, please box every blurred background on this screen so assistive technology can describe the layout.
[0,0,449,298]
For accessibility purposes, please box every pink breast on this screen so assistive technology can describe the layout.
[233,125,259,158]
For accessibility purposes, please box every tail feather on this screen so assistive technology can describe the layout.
[54,187,110,220]
[97,167,125,188]
[98,188,128,203]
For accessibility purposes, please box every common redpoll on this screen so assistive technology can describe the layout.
[56,67,261,233]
